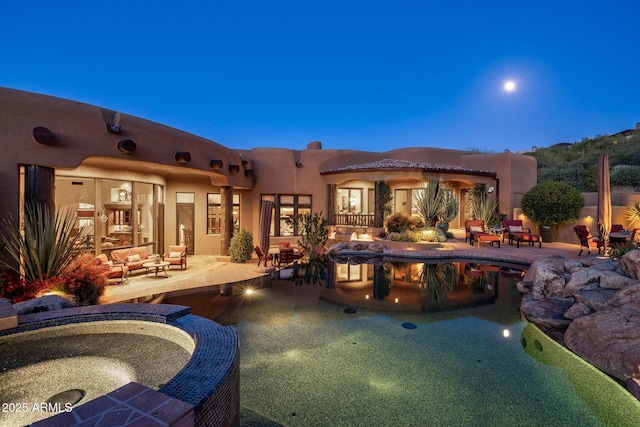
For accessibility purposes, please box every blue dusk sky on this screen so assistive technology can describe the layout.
[2,0,639,153]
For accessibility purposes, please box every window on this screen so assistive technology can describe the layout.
[337,188,362,213]
[207,192,240,234]
[261,194,311,236]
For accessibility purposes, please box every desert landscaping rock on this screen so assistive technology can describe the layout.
[520,252,640,387]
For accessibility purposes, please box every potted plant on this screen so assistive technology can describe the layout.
[520,181,585,243]
[437,186,459,233]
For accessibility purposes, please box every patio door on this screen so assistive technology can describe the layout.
[176,192,195,255]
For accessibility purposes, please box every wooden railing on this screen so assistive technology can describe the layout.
[334,213,375,227]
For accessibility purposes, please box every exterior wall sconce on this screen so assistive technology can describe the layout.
[33,127,54,145]
[488,186,495,193]
[175,152,191,164]
[106,123,121,133]
[229,164,240,173]
[116,139,136,154]
[244,169,254,177]
[210,159,223,170]
[295,162,303,168]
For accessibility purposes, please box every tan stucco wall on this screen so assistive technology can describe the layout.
[513,192,640,245]
[1,88,539,256]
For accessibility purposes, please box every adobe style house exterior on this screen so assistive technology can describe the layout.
[0,87,537,256]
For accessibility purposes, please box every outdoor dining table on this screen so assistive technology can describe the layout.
[609,231,632,244]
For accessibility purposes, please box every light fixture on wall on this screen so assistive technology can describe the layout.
[488,186,495,193]
[175,152,191,164]
[116,139,136,154]
[33,127,54,145]
[229,164,240,173]
[106,123,121,133]
[210,159,223,170]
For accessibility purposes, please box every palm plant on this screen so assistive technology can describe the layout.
[413,180,444,227]
[0,203,90,283]
[625,200,640,228]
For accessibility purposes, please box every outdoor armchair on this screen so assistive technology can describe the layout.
[163,245,187,270]
[573,225,612,256]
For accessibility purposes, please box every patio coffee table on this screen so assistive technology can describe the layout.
[143,261,170,278]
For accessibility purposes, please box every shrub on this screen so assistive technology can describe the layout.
[418,227,447,243]
[521,181,585,227]
[229,229,254,263]
[385,212,412,233]
[295,212,328,255]
[0,270,45,303]
[58,253,108,306]
[388,230,420,242]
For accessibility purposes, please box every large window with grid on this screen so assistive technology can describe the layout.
[207,193,240,234]
[261,194,312,236]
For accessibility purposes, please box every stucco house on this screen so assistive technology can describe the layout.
[0,87,537,257]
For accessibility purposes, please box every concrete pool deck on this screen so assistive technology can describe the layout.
[101,229,600,305]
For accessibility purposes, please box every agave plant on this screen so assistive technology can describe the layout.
[413,180,444,227]
[625,200,640,228]
[0,203,90,283]
[416,262,458,307]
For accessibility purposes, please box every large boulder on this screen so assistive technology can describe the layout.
[564,309,640,381]
[520,294,573,330]
[563,268,618,297]
[523,256,567,300]
[619,250,640,279]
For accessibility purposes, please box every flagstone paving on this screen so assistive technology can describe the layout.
[102,229,601,304]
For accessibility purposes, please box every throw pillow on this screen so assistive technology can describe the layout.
[105,261,114,268]
[509,225,523,233]
[169,251,182,258]
[126,254,141,263]
[470,226,483,233]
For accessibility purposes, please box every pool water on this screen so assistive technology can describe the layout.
[166,262,640,427]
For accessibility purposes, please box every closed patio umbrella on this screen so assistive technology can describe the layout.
[597,153,612,250]
[258,199,274,266]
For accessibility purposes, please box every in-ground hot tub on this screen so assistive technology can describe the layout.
[0,303,239,427]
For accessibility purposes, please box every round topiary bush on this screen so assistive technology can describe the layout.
[520,181,585,227]
[229,229,254,263]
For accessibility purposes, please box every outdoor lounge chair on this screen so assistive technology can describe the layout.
[573,225,612,256]
[465,220,500,247]
[255,245,273,266]
[163,245,187,270]
[503,219,541,248]
[465,220,485,243]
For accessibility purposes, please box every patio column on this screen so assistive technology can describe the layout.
[24,165,55,212]
[327,184,336,225]
[374,181,384,228]
[220,186,233,256]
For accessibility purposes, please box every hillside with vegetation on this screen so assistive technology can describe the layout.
[525,131,640,192]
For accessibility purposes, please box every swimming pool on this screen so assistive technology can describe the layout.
[166,259,640,426]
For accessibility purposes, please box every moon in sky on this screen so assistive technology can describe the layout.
[504,80,516,92]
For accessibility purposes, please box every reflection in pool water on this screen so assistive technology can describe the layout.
[166,258,640,426]
[324,258,527,313]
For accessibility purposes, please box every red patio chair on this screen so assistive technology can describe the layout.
[255,245,274,266]
[573,225,611,256]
